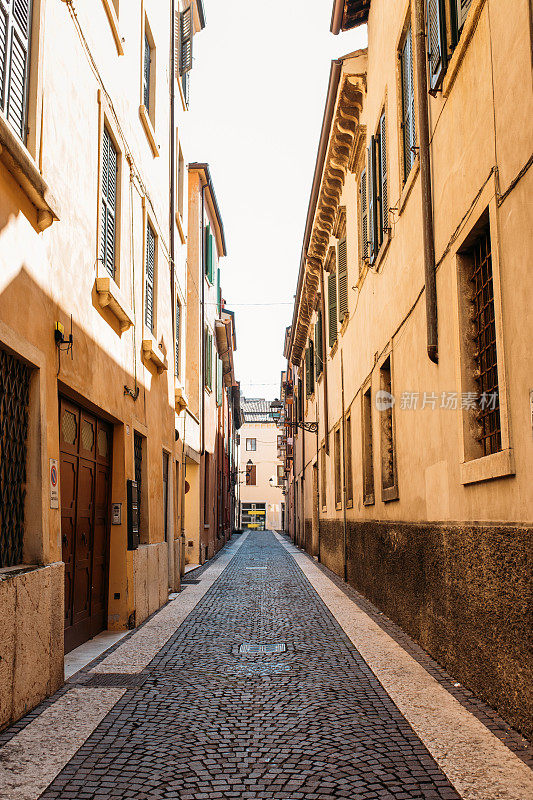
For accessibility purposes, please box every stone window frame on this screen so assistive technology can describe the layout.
[96,90,124,289]
[142,198,160,342]
[334,423,342,511]
[378,346,399,502]
[361,376,375,507]
[320,441,327,512]
[451,176,514,485]
[345,407,354,509]
[139,5,159,158]
[133,424,150,545]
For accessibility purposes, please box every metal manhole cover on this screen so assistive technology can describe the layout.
[239,642,286,654]
[78,673,147,688]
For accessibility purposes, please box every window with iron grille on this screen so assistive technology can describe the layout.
[100,127,118,279]
[0,0,32,141]
[400,23,416,183]
[380,356,397,498]
[134,431,143,542]
[465,225,501,457]
[0,348,30,567]
[362,386,374,504]
[145,222,156,333]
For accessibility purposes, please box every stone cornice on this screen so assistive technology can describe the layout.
[291,74,365,367]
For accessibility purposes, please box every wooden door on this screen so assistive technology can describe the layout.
[60,399,112,653]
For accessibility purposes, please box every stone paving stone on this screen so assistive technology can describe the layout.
[39,532,461,800]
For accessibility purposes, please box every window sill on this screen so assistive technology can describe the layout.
[95,276,134,333]
[363,495,375,506]
[382,485,399,502]
[330,340,338,358]
[175,382,188,414]
[459,448,515,485]
[176,211,186,244]
[372,229,392,273]
[346,499,353,509]
[0,113,60,230]
[139,105,160,158]
[335,502,342,511]
[340,313,350,336]
[142,334,168,373]
[398,157,420,215]
[101,0,124,56]
[177,77,189,112]
[443,0,488,98]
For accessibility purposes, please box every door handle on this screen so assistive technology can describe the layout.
[62,534,68,546]
[81,533,87,546]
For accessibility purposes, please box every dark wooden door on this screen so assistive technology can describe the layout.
[59,398,112,653]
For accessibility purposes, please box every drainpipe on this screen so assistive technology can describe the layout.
[200,182,207,455]
[170,0,177,586]
[341,349,348,582]
[414,0,438,364]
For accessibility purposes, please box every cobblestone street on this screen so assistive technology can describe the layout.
[1,532,532,800]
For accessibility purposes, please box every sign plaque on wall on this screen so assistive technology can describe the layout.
[111,503,122,525]
[49,459,59,509]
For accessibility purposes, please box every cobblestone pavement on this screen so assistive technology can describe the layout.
[38,531,463,800]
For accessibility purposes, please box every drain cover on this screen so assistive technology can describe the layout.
[74,673,147,688]
[239,642,286,654]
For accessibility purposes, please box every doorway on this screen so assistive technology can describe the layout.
[59,398,112,653]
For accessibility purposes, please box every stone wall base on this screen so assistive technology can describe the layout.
[316,519,532,740]
[133,542,169,625]
[0,562,64,731]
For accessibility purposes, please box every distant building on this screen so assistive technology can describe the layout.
[239,399,284,531]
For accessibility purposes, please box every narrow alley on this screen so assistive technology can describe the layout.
[1,532,531,800]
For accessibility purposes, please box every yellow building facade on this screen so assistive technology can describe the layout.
[0,0,208,729]
[283,0,533,738]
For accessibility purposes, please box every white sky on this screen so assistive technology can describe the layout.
[188,1,367,401]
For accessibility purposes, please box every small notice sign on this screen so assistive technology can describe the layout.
[111,503,122,525]
[49,459,59,509]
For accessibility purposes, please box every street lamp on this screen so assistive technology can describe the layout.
[269,399,318,434]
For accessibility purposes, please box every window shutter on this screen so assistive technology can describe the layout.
[328,271,337,348]
[216,267,221,314]
[401,26,416,182]
[379,113,388,241]
[360,168,368,264]
[208,333,213,390]
[305,347,311,396]
[337,238,348,323]
[458,0,472,29]
[175,300,181,378]
[101,127,117,279]
[368,141,378,263]
[205,224,211,279]
[145,224,155,333]
[143,34,151,111]
[216,355,223,406]
[2,0,32,141]
[179,6,193,76]
[315,310,323,377]
[309,339,315,395]
[427,0,447,94]
[209,234,215,283]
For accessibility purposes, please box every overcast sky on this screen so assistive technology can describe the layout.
[188,1,367,401]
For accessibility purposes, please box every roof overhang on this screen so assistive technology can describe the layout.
[188,162,227,256]
[215,318,236,386]
[288,54,367,367]
[330,0,371,34]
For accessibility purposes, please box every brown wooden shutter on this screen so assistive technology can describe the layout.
[145,223,156,333]
[427,0,447,94]
[328,271,337,348]
[179,6,193,76]
[337,238,348,322]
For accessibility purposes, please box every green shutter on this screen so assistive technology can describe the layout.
[315,310,323,377]
[309,339,315,395]
[427,0,447,94]
[337,238,348,323]
[368,141,378,263]
[205,224,214,281]
[379,113,388,243]
[145,223,155,333]
[143,34,151,111]
[401,26,416,183]
[208,333,213,390]
[328,272,337,348]
[101,127,117,279]
[2,0,32,141]
[360,168,368,264]
[179,5,193,76]
[216,355,223,406]
[216,267,221,314]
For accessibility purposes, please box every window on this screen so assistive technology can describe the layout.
[178,5,193,106]
[334,426,342,508]
[143,31,152,112]
[277,435,283,448]
[0,0,32,141]
[246,463,256,486]
[145,222,156,333]
[337,238,348,323]
[320,445,326,510]
[134,431,148,543]
[177,142,185,219]
[400,23,416,183]
[362,386,374,504]
[100,127,118,279]
[305,341,314,397]
[162,452,169,543]
[204,328,213,390]
[380,356,398,500]
[277,464,284,487]
[216,355,223,407]
[461,224,501,457]
[205,223,215,283]
[359,168,369,267]
[367,111,388,262]
[175,297,181,379]
[216,267,221,315]
[315,310,323,377]
[427,0,474,94]
[328,271,337,347]
[345,412,353,506]
[246,438,257,451]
